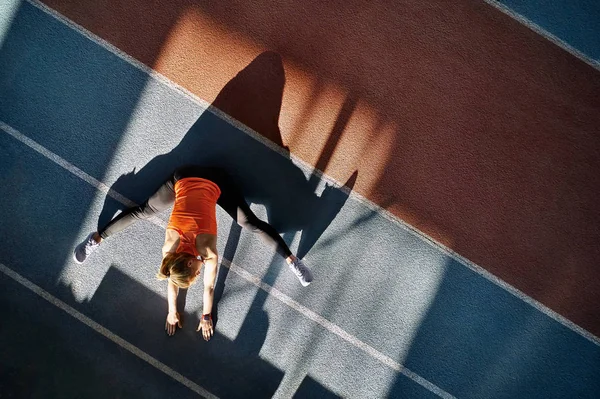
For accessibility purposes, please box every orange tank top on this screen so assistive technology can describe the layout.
[167,177,221,256]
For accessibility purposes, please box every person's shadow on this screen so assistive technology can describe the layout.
[97,50,357,329]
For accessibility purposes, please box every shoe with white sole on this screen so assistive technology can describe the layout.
[289,258,313,286]
[73,232,101,264]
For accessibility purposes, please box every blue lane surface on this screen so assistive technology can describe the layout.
[1,2,600,398]
[494,0,600,63]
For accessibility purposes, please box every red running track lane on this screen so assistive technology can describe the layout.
[37,0,600,337]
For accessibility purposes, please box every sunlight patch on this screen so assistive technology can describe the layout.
[0,0,21,49]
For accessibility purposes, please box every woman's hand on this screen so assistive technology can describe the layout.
[197,316,213,341]
[165,311,182,336]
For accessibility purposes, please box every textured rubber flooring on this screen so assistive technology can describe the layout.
[1,1,599,398]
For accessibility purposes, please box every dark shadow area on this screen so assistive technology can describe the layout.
[98,51,356,261]
[57,266,281,398]
[0,270,201,399]
[211,50,287,149]
[388,259,600,398]
[293,375,342,399]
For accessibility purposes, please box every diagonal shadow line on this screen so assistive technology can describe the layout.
[298,92,359,259]
[311,92,358,186]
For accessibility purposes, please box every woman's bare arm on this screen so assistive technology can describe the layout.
[165,279,182,336]
[201,256,218,316]
[197,255,217,341]
[195,234,218,341]
[167,279,179,314]
[164,229,182,335]
[162,229,179,258]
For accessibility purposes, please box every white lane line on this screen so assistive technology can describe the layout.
[0,263,218,399]
[4,0,600,348]
[0,121,167,229]
[0,121,454,398]
[482,0,600,72]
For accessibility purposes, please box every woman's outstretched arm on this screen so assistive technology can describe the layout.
[165,279,182,335]
[163,229,181,336]
[198,253,217,341]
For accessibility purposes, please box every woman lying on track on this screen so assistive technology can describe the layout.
[73,165,313,340]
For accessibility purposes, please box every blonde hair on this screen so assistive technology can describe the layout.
[157,252,197,288]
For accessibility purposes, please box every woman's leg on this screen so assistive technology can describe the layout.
[75,175,176,263]
[98,176,176,239]
[216,177,293,260]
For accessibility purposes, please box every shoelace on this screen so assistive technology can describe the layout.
[84,238,99,255]
[291,261,306,277]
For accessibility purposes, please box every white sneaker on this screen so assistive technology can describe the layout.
[73,232,101,264]
[289,258,313,286]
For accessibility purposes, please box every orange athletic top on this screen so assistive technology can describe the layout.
[167,177,221,257]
